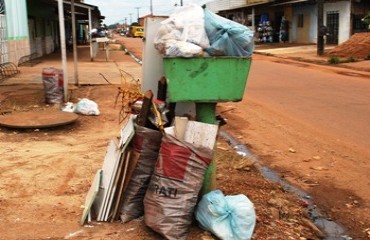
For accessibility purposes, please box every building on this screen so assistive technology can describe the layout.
[0,0,103,65]
[206,0,370,44]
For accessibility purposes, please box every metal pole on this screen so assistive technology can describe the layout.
[317,0,324,56]
[88,8,93,61]
[71,0,79,86]
[129,13,133,24]
[180,0,183,6]
[57,0,68,101]
[150,0,153,15]
[252,7,255,31]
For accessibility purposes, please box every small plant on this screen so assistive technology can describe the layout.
[365,55,370,60]
[346,57,357,63]
[328,56,340,64]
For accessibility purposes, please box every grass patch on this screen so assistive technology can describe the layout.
[328,56,340,64]
[328,56,359,64]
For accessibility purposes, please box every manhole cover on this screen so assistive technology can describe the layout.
[0,110,79,129]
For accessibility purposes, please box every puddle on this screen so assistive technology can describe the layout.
[219,130,352,240]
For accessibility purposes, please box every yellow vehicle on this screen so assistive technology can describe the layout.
[130,26,144,38]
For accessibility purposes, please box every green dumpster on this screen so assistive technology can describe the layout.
[163,57,252,194]
[164,57,252,102]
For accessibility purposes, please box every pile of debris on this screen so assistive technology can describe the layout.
[327,32,370,58]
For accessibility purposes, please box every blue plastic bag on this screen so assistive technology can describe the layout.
[195,190,256,240]
[204,9,254,56]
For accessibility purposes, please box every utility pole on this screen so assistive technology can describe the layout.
[135,7,140,22]
[317,0,324,56]
[129,13,133,24]
[180,0,183,6]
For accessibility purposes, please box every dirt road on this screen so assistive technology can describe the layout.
[219,54,370,238]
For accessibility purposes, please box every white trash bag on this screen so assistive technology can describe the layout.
[154,3,210,57]
[195,190,256,240]
[75,98,100,116]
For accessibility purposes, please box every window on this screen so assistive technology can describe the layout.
[298,14,304,28]
[0,0,4,15]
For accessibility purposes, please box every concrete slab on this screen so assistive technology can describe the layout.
[0,110,78,129]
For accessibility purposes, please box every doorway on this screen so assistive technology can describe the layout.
[326,11,339,44]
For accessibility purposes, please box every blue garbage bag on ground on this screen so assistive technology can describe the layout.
[195,190,256,240]
[204,9,254,56]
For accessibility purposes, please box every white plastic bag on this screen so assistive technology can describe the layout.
[75,98,100,116]
[195,190,256,240]
[153,3,210,57]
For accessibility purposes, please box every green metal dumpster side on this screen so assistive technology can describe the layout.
[164,57,252,103]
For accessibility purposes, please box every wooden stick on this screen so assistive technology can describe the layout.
[136,90,153,127]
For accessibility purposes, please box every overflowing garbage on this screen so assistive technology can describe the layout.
[154,4,254,57]
[81,3,255,240]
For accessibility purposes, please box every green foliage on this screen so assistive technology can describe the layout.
[346,57,357,63]
[362,11,370,25]
[328,56,340,64]
[328,56,359,64]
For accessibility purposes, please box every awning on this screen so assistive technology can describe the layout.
[271,0,309,6]
[218,0,275,12]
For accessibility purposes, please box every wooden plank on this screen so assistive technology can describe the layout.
[80,169,102,225]
[110,150,133,221]
[93,139,122,221]
[164,126,175,136]
[136,90,153,127]
[113,149,140,221]
[174,116,189,140]
[94,117,135,221]
[184,121,218,149]
[103,150,128,221]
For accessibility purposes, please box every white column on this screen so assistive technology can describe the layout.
[71,0,79,85]
[89,8,93,61]
[58,0,68,101]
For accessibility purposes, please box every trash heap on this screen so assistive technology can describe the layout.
[81,4,256,240]
[154,4,254,58]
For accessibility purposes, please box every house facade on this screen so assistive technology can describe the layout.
[0,0,30,64]
[206,0,370,44]
[0,0,102,65]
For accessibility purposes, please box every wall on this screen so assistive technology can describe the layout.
[7,39,30,64]
[324,1,350,44]
[292,4,317,43]
[0,14,8,63]
[3,0,30,64]
[27,0,57,57]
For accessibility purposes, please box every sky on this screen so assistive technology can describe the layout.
[84,0,213,25]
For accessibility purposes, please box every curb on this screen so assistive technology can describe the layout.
[123,48,143,65]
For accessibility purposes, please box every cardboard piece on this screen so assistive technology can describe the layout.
[184,121,218,149]
[93,117,135,221]
[80,169,102,226]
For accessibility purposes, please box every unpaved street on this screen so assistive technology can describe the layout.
[220,54,370,238]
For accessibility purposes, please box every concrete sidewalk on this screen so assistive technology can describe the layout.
[0,45,142,86]
[254,43,370,73]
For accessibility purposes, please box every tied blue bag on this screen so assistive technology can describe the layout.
[195,190,256,240]
[204,9,255,57]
